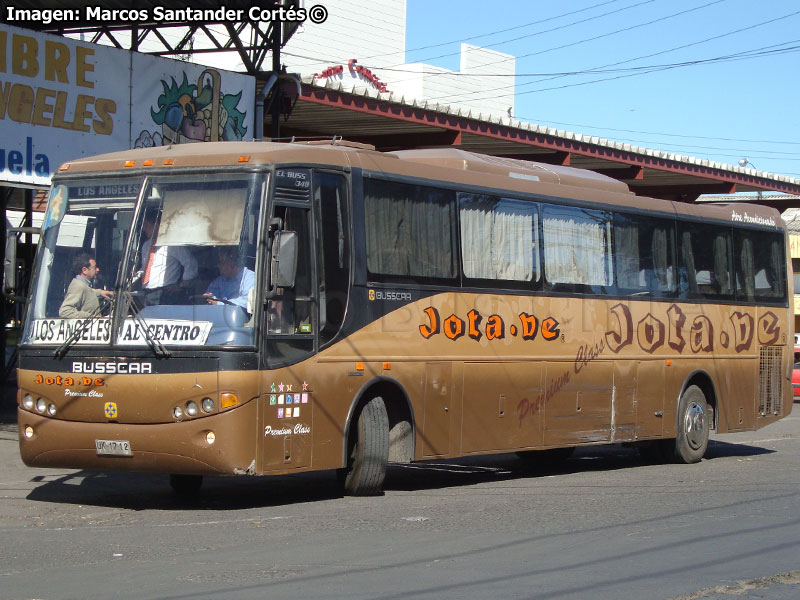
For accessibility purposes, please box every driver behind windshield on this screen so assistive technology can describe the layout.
[59,253,114,318]
[203,247,255,310]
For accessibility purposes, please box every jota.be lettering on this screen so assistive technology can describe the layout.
[0,29,116,135]
[420,307,560,342]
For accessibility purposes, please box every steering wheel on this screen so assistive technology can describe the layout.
[189,294,235,306]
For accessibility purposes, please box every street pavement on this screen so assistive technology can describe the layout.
[1,388,799,600]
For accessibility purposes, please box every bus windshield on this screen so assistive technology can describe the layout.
[23,172,264,349]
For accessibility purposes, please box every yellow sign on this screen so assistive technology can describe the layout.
[791,234,800,259]
[104,402,117,419]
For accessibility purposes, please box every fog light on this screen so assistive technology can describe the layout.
[24,426,34,438]
[206,431,216,445]
[185,401,199,417]
[23,394,34,410]
[47,404,57,416]
[36,398,46,413]
[201,398,215,413]
[173,406,184,419]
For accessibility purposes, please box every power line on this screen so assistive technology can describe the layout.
[361,0,626,62]
[388,0,661,68]
[422,11,800,106]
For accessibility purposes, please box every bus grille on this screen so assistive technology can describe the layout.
[758,346,783,415]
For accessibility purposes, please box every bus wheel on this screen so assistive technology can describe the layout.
[343,396,389,496]
[169,474,203,496]
[672,385,710,464]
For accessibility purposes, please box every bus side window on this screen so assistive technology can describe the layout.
[735,229,786,303]
[315,172,350,346]
[268,205,313,335]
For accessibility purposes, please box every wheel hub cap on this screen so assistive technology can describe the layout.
[684,401,706,449]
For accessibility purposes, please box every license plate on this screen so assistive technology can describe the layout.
[95,439,132,456]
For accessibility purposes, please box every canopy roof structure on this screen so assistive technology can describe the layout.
[278,77,800,204]
[7,0,300,73]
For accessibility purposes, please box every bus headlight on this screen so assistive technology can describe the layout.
[185,401,199,417]
[23,394,34,410]
[201,398,215,413]
[36,398,46,413]
[47,404,57,416]
[173,406,184,420]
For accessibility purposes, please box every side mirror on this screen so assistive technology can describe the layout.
[4,227,39,298]
[270,230,298,289]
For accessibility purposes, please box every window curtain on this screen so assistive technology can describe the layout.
[365,182,454,278]
[651,227,672,290]
[614,223,639,289]
[460,196,536,281]
[739,236,755,300]
[543,209,611,286]
[680,231,697,293]
[713,235,731,294]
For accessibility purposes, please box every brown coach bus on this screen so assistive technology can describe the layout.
[8,140,793,496]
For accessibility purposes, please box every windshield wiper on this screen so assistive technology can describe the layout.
[121,288,171,359]
[53,299,110,358]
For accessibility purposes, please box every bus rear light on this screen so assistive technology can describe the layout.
[220,393,239,409]
[24,426,34,439]
[23,394,34,411]
[124,160,135,167]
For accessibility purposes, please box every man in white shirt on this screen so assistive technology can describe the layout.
[140,210,198,303]
[204,247,255,311]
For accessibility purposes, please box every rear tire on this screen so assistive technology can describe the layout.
[169,474,203,497]
[343,396,389,496]
[671,385,710,463]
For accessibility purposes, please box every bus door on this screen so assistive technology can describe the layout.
[260,168,316,472]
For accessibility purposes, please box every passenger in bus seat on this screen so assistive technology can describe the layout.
[139,209,198,303]
[58,253,114,318]
[203,247,256,310]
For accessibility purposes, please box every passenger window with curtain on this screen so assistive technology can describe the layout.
[542,204,613,292]
[459,194,540,288]
[364,179,457,282]
[678,222,732,299]
[613,213,676,297]
[734,229,786,303]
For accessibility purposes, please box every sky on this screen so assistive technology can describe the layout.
[402,0,800,181]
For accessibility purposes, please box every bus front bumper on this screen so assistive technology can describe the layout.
[17,401,258,476]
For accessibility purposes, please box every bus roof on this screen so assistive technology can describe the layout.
[59,141,784,229]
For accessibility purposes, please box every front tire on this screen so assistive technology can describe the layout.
[342,396,389,496]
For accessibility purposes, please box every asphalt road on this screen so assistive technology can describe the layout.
[1,400,800,600]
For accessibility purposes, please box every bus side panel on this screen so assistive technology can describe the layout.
[460,362,544,454]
